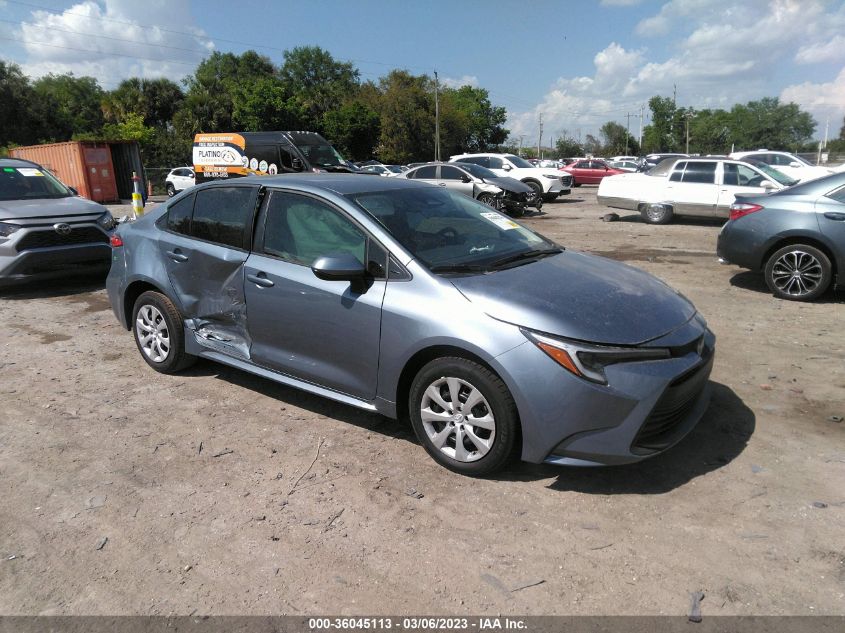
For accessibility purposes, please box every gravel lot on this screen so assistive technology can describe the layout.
[1,187,843,616]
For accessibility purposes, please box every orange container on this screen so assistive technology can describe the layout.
[10,141,124,202]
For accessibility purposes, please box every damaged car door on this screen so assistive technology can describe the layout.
[156,185,259,359]
[243,189,386,400]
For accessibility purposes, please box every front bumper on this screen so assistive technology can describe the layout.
[496,318,715,465]
[0,224,112,286]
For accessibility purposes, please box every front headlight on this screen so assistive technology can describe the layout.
[543,174,560,179]
[97,211,116,231]
[0,221,21,238]
[522,329,670,384]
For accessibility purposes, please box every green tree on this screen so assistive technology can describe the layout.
[642,95,677,152]
[232,76,306,131]
[104,77,184,128]
[32,73,104,140]
[0,61,39,147]
[322,101,380,160]
[554,133,582,157]
[728,98,815,151]
[278,46,359,129]
[599,121,639,156]
[444,85,508,152]
[373,70,434,163]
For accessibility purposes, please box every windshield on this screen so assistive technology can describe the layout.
[295,143,347,169]
[457,163,499,180]
[0,165,72,200]
[348,188,555,272]
[747,161,799,186]
[386,165,404,173]
[504,154,534,169]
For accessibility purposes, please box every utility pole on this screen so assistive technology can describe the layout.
[639,103,644,151]
[537,113,544,159]
[625,112,631,155]
[684,110,693,154]
[518,135,524,155]
[434,70,440,162]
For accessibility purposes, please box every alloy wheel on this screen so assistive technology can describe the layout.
[770,249,823,297]
[419,376,496,463]
[135,304,171,363]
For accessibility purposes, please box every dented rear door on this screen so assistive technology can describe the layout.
[157,185,259,359]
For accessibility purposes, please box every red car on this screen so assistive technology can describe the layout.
[560,159,626,186]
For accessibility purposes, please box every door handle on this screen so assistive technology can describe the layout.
[246,272,274,288]
[438,183,447,186]
[824,212,845,221]
[165,250,188,262]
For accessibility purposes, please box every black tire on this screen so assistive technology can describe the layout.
[409,357,519,476]
[640,203,674,224]
[764,244,832,302]
[523,180,543,198]
[166,183,176,197]
[573,182,582,187]
[132,291,195,374]
[507,205,525,218]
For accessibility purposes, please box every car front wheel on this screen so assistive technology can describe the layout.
[764,244,832,301]
[409,357,519,475]
[166,183,176,197]
[132,291,195,373]
[641,203,673,224]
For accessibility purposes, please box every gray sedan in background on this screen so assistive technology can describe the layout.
[107,175,714,475]
[401,162,540,215]
[718,171,845,301]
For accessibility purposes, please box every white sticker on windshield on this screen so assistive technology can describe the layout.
[480,212,519,230]
[17,168,44,177]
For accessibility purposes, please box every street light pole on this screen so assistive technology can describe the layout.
[434,70,440,162]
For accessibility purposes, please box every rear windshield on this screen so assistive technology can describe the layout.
[0,166,72,200]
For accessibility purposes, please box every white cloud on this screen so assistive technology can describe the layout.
[508,0,845,142]
[441,74,479,89]
[16,0,214,88]
[780,67,845,135]
[795,35,845,64]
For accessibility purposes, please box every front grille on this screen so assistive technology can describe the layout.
[16,227,109,252]
[633,351,713,452]
[560,175,573,187]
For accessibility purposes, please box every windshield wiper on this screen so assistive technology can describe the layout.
[429,263,490,274]
[490,247,562,269]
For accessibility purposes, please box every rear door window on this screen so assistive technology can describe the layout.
[166,193,194,235]
[411,165,437,179]
[190,186,257,249]
[440,166,465,180]
[680,162,717,184]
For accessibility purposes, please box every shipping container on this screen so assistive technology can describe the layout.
[10,141,146,203]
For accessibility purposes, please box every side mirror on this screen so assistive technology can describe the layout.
[460,174,472,183]
[501,164,512,171]
[292,157,303,171]
[789,162,801,168]
[761,181,776,190]
[311,253,367,281]
[68,186,78,196]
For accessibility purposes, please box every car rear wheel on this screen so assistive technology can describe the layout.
[166,183,176,197]
[764,244,831,301]
[132,291,195,373]
[409,357,518,476]
[641,203,674,224]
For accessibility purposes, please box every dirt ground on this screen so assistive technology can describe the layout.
[0,188,843,617]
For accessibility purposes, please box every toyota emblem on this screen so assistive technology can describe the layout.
[53,223,72,235]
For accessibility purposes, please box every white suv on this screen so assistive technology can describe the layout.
[165,167,195,197]
[728,150,832,183]
[449,153,571,201]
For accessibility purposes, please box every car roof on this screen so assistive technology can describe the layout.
[0,158,41,168]
[197,173,433,195]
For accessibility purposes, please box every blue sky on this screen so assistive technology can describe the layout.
[2,0,844,143]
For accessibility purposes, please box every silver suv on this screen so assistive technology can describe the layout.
[0,158,116,286]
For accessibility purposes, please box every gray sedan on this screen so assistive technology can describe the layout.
[718,171,845,301]
[107,175,714,475]
[401,162,540,215]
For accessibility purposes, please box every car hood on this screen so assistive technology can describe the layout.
[449,250,696,345]
[481,176,533,194]
[0,196,106,221]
